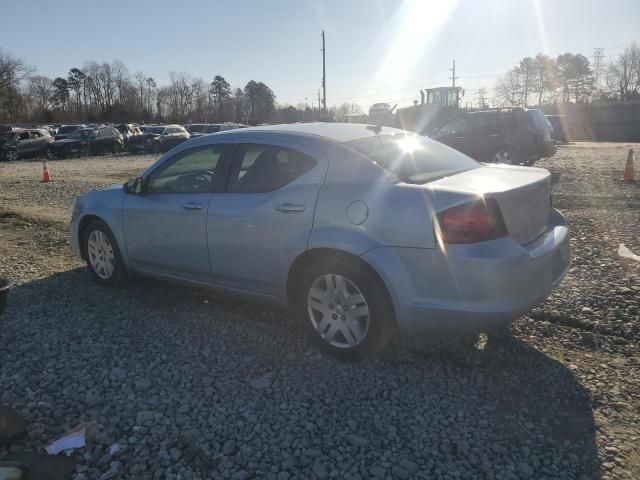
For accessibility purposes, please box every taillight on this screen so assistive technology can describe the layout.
[436,198,507,244]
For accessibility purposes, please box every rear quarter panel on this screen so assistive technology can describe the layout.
[309,144,439,253]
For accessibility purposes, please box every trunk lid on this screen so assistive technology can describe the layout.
[429,164,551,245]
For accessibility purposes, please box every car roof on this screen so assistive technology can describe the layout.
[210,122,406,144]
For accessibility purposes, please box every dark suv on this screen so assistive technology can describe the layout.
[54,124,86,141]
[46,126,124,159]
[428,108,556,165]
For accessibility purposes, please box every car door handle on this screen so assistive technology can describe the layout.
[180,202,203,211]
[275,203,305,213]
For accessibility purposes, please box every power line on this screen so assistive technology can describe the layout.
[329,78,450,102]
[328,68,451,98]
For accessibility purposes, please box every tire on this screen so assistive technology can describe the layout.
[82,219,128,286]
[4,148,18,162]
[151,142,161,154]
[491,147,517,165]
[297,257,396,360]
[46,147,57,160]
[112,142,122,154]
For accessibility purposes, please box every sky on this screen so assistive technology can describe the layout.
[1,0,639,111]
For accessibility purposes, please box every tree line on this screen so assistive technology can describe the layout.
[0,49,366,126]
[0,53,278,125]
[493,42,640,107]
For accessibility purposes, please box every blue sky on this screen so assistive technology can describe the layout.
[2,0,639,109]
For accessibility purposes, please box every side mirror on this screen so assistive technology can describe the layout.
[123,177,144,195]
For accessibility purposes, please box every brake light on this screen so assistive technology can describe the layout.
[436,198,507,244]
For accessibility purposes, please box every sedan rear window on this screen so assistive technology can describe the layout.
[345,134,479,184]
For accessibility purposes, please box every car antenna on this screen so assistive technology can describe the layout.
[367,104,397,135]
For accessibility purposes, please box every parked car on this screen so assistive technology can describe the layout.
[54,125,86,141]
[70,123,570,359]
[186,123,241,139]
[2,128,54,161]
[126,125,190,153]
[115,123,143,144]
[428,107,556,166]
[46,126,123,159]
[368,103,393,124]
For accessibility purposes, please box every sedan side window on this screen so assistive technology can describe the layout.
[147,145,226,194]
[227,144,316,193]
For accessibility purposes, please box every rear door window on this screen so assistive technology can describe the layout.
[346,134,479,184]
[227,144,317,193]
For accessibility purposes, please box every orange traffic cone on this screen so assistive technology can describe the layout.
[41,160,52,183]
[624,149,635,182]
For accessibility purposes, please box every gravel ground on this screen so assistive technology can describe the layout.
[0,145,639,480]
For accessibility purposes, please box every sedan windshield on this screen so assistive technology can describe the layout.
[346,134,479,184]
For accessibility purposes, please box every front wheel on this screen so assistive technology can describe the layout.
[46,147,57,160]
[112,142,122,154]
[83,220,128,286]
[151,142,161,154]
[298,258,396,360]
[4,149,18,162]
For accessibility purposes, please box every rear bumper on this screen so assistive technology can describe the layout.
[361,209,570,334]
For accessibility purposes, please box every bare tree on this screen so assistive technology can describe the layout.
[532,54,557,106]
[111,60,129,105]
[495,68,523,106]
[607,43,640,100]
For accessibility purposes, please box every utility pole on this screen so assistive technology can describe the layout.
[321,30,327,116]
[449,60,458,88]
[317,89,321,120]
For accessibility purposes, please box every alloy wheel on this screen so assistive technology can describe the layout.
[5,150,17,161]
[87,230,115,280]
[307,274,370,349]
[493,150,513,164]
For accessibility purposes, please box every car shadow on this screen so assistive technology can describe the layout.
[1,268,600,479]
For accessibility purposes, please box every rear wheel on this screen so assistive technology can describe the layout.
[297,258,396,360]
[46,147,57,160]
[112,142,122,154]
[83,220,128,286]
[492,148,517,164]
[151,142,161,154]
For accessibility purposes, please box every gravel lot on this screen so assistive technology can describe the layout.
[0,145,639,480]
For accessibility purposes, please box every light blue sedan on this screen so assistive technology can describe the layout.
[70,123,570,359]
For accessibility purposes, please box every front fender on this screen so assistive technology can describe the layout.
[72,190,129,267]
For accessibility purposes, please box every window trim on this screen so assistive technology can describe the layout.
[144,143,234,195]
[225,143,318,194]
